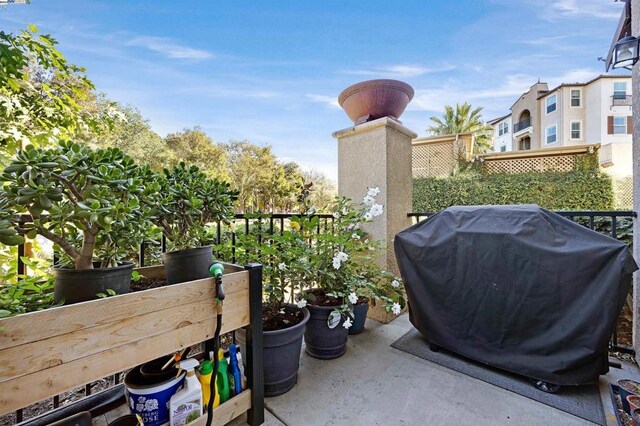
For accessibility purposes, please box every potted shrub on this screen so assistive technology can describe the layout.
[619,379,640,414]
[0,141,156,304]
[301,189,404,358]
[217,213,313,396]
[152,162,237,284]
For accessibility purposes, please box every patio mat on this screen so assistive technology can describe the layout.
[391,329,605,425]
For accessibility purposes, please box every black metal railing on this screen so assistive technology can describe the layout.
[513,117,532,133]
[612,95,632,107]
[408,210,636,355]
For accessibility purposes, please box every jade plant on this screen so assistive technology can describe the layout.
[152,162,238,251]
[0,141,157,269]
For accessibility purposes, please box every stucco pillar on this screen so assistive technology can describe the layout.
[632,0,640,360]
[333,117,416,323]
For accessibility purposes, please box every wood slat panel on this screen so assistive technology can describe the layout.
[0,270,248,350]
[191,391,252,426]
[0,288,248,383]
[0,304,250,414]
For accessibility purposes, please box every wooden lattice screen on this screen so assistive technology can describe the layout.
[412,141,456,178]
[482,155,576,175]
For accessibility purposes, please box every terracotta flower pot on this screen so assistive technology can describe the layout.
[629,395,640,417]
[619,379,640,413]
[338,79,414,125]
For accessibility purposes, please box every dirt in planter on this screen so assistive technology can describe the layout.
[263,304,304,332]
[613,388,636,426]
[130,277,168,292]
[306,288,343,307]
[355,296,369,305]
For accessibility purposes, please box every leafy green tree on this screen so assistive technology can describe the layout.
[0,25,113,166]
[78,100,174,172]
[164,127,229,180]
[301,169,336,212]
[427,102,493,154]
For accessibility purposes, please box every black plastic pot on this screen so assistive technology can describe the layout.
[237,306,310,396]
[54,262,134,305]
[161,246,213,284]
[349,300,369,334]
[304,304,348,359]
[108,415,140,426]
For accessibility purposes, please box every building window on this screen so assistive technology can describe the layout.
[500,145,506,152]
[546,94,557,114]
[498,122,509,136]
[570,89,581,107]
[545,125,557,144]
[570,121,581,139]
[614,82,627,99]
[614,116,627,134]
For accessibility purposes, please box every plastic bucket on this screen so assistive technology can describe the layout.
[124,357,185,426]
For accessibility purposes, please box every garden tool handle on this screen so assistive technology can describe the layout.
[210,263,225,301]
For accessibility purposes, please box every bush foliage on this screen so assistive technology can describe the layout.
[413,170,614,212]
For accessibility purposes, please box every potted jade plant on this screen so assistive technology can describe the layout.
[216,212,315,396]
[152,162,237,284]
[0,141,156,304]
[301,189,405,359]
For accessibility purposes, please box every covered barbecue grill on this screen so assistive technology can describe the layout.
[394,205,637,387]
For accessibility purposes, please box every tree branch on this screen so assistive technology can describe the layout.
[52,172,84,201]
[38,227,80,262]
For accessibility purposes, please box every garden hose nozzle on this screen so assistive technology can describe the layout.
[210,262,225,301]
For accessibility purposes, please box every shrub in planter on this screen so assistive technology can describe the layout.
[301,188,405,358]
[217,212,314,396]
[152,162,238,284]
[0,141,156,304]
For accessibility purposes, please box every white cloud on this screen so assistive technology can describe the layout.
[126,36,213,60]
[306,94,340,108]
[343,63,456,78]
[550,0,621,19]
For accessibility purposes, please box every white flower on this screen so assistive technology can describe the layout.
[332,259,342,269]
[351,233,360,240]
[336,251,348,261]
[392,302,402,315]
[342,207,349,216]
[348,292,358,304]
[278,262,286,271]
[363,195,375,206]
[333,211,340,219]
[391,279,401,288]
[364,212,373,221]
[300,257,308,264]
[343,317,353,329]
[296,298,307,308]
[369,204,384,217]
[368,187,380,197]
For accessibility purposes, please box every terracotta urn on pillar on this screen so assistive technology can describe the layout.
[338,79,414,125]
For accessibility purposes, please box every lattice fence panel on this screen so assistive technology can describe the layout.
[483,155,576,175]
[412,142,456,178]
[613,176,633,210]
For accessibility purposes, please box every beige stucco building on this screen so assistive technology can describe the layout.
[489,75,632,178]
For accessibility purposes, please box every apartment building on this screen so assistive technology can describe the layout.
[488,75,632,176]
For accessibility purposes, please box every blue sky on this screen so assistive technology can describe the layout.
[0,0,630,180]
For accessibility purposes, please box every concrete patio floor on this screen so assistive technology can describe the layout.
[257,313,640,426]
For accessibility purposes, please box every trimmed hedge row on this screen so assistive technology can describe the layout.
[413,171,614,212]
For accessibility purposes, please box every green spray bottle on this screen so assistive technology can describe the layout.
[215,348,230,404]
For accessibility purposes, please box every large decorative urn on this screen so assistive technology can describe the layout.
[338,79,414,125]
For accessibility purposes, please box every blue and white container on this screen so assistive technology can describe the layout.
[124,358,185,426]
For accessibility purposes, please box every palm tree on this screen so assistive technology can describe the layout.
[427,102,494,154]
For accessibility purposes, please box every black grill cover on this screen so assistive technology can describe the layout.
[394,205,637,385]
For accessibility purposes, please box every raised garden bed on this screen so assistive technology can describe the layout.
[0,263,264,425]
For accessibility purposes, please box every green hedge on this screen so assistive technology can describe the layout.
[413,171,614,212]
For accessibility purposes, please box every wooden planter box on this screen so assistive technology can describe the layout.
[0,263,264,426]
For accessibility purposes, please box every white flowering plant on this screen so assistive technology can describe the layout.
[303,187,405,324]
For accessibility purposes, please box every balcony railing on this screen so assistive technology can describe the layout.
[513,117,532,133]
[612,95,632,107]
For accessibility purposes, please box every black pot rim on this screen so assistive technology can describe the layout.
[161,245,212,259]
[53,261,134,273]
[264,306,310,336]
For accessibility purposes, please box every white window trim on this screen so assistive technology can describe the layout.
[569,88,582,108]
[613,81,628,99]
[545,124,558,145]
[569,120,582,140]
[545,94,557,115]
